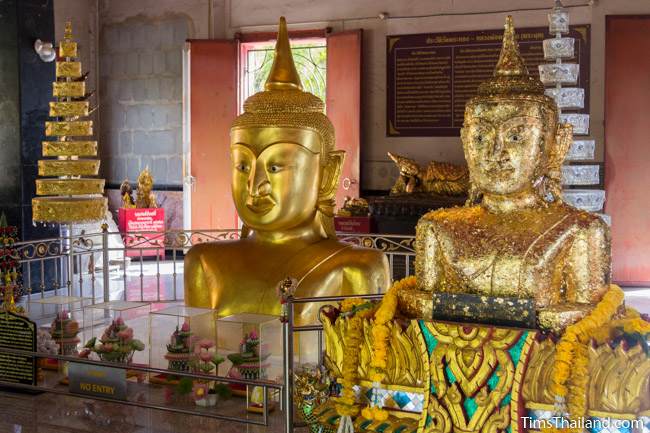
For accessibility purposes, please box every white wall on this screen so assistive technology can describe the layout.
[55,0,650,191]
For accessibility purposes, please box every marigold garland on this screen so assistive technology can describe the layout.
[334,297,373,418]
[334,277,416,423]
[542,285,625,433]
[362,276,415,421]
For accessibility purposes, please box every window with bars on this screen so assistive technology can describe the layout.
[241,39,327,108]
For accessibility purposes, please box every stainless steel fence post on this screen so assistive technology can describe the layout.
[283,296,294,433]
[101,223,110,303]
[66,224,74,296]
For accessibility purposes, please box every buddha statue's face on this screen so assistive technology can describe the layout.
[230,127,322,232]
[462,100,554,196]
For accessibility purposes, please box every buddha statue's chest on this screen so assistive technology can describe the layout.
[434,213,571,298]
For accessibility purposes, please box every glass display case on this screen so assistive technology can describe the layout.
[217,313,282,413]
[148,305,217,384]
[82,301,150,366]
[29,296,90,372]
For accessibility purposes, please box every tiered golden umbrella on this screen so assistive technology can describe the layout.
[32,22,106,224]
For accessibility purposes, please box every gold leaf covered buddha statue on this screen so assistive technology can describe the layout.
[387,152,469,196]
[399,16,611,332]
[184,18,390,324]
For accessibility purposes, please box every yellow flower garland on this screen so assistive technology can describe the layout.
[334,277,416,422]
[592,307,650,343]
[542,285,625,433]
[362,276,415,421]
[335,298,373,417]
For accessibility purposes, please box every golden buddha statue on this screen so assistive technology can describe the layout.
[135,167,157,208]
[184,17,390,324]
[399,16,611,332]
[387,151,469,196]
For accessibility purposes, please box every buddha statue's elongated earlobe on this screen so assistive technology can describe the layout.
[317,150,345,238]
[460,127,482,206]
[545,122,573,201]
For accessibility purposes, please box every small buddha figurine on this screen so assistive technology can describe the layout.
[399,16,610,332]
[184,17,390,324]
[135,167,157,208]
[120,178,135,208]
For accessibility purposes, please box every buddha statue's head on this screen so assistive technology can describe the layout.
[230,17,343,239]
[137,167,154,193]
[461,16,573,206]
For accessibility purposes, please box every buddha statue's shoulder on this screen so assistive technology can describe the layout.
[310,239,390,293]
[551,202,610,236]
[184,239,245,267]
[417,204,484,230]
[316,239,389,272]
[556,202,605,224]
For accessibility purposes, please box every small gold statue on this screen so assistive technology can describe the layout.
[336,196,369,217]
[135,167,157,208]
[399,16,611,332]
[120,178,135,208]
[184,17,390,324]
[388,152,469,196]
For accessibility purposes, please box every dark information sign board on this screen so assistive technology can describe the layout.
[69,362,127,401]
[0,311,37,385]
[387,25,590,137]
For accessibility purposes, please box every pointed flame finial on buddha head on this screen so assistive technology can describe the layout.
[265,17,302,91]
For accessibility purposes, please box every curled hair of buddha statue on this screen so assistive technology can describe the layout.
[231,17,342,239]
[464,15,572,205]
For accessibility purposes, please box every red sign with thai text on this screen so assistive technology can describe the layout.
[118,208,165,258]
[334,216,373,234]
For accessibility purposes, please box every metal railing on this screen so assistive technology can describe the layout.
[13,228,415,305]
[281,293,385,433]
[2,228,414,431]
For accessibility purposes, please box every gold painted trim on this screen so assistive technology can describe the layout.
[59,41,77,58]
[575,26,588,44]
[32,196,107,223]
[417,318,431,433]
[49,101,89,117]
[36,179,105,196]
[511,332,536,433]
[43,140,97,157]
[388,120,399,135]
[524,401,554,411]
[45,120,93,137]
[52,81,85,98]
[388,36,400,53]
[586,410,638,420]
[358,379,424,394]
[55,61,81,78]
[38,159,100,176]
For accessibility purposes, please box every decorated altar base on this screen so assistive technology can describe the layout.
[310,319,650,433]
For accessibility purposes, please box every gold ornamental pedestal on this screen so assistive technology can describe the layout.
[32,22,106,224]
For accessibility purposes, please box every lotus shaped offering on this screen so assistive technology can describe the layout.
[81,317,144,364]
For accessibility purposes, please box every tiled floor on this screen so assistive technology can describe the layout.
[0,390,289,433]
